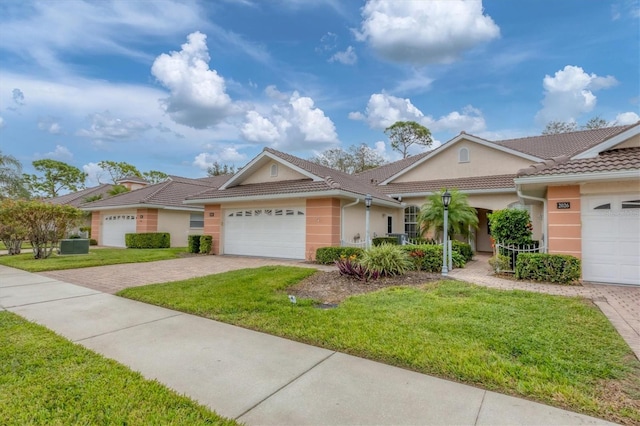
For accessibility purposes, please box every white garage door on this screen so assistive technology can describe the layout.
[582,195,640,285]
[102,212,137,247]
[224,207,306,259]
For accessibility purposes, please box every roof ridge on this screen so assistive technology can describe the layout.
[140,179,173,203]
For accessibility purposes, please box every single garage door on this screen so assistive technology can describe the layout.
[582,195,640,285]
[224,207,305,259]
[102,212,137,247]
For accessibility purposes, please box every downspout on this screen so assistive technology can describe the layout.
[517,185,547,253]
[341,198,360,246]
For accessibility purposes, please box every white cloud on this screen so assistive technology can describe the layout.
[355,0,500,65]
[0,116,4,129]
[152,32,237,129]
[615,111,640,125]
[350,93,486,134]
[83,162,107,186]
[392,70,435,94]
[329,46,357,65]
[192,147,247,171]
[37,116,63,134]
[39,145,73,162]
[76,111,151,142]
[241,87,338,149]
[536,65,618,125]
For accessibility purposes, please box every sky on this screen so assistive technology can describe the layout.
[0,0,639,186]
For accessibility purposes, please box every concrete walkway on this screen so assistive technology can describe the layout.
[1,263,619,425]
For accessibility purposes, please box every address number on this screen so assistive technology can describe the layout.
[556,202,571,209]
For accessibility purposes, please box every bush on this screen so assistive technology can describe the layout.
[451,240,473,262]
[515,253,581,284]
[67,234,82,239]
[199,235,213,254]
[489,254,510,273]
[315,246,363,264]
[89,239,98,246]
[400,244,443,272]
[125,233,170,249]
[79,226,91,237]
[372,236,399,246]
[488,209,533,245]
[406,236,436,245]
[451,251,466,268]
[335,255,379,281]
[188,235,201,254]
[359,244,413,276]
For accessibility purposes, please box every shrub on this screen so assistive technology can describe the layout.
[67,234,82,239]
[489,254,510,273]
[400,244,442,272]
[89,239,98,246]
[488,209,533,245]
[515,253,581,284]
[335,255,379,281]
[359,244,412,276]
[451,251,466,268]
[315,247,363,264]
[199,235,213,254]
[372,236,399,246]
[451,240,473,262]
[187,235,201,254]
[79,226,91,237]
[125,233,170,249]
[407,236,436,245]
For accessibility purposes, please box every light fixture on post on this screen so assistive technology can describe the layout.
[441,189,451,276]
[365,194,372,250]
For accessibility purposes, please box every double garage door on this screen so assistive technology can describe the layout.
[224,207,306,259]
[582,194,639,285]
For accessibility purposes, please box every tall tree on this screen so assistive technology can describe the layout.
[24,159,87,198]
[309,148,353,173]
[142,170,169,184]
[0,151,29,199]
[310,144,386,174]
[348,144,385,173]
[207,161,236,176]
[417,189,478,241]
[542,120,578,135]
[98,160,142,183]
[583,116,610,130]
[384,121,432,158]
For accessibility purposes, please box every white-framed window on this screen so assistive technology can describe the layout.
[404,205,420,238]
[190,212,204,228]
[459,147,470,163]
[270,163,278,177]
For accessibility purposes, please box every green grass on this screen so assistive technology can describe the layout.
[0,241,32,250]
[119,266,640,424]
[0,311,235,425]
[0,247,187,272]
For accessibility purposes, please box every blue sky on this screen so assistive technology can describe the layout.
[1,0,638,185]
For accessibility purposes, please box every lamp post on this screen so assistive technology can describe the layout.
[441,189,451,276]
[365,194,372,249]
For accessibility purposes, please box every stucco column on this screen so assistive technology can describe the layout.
[204,204,221,254]
[547,185,581,258]
[90,211,101,245]
[306,198,341,261]
[136,208,159,233]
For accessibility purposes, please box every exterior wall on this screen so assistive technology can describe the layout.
[393,141,533,183]
[615,134,639,149]
[306,198,341,260]
[204,204,221,254]
[91,211,101,244]
[581,180,639,195]
[136,208,159,233]
[342,204,401,243]
[157,210,203,247]
[242,161,307,184]
[547,185,581,258]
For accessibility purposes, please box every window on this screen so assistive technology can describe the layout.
[622,200,640,209]
[404,205,420,238]
[190,213,204,228]
[270,163,278,177]
[387,216,393,234]
[459,147,470,163]
[594,203,611,210]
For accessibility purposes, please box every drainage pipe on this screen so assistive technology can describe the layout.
[517,186,547,253]
[341,198,360,245]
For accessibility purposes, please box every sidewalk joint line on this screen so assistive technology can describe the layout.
[3,291,103,309]
[1,278,63,288]
[474,390,487,425]
[235,351,337,421]
[74,313,184,343]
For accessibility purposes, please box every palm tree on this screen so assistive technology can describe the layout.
[0,151,28,199]
[417,189,478,242]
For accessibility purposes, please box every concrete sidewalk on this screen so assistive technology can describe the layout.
[1,265,616,425]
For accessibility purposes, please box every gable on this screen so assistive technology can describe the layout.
[391,139,534,183]
[614,133,640,150]
[241,160,308,185]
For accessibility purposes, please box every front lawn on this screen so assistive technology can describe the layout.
[0,311,235,425]
[119,266,640,425]
[0,248,187,272]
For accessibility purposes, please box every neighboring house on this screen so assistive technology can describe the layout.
[184,123,639,286]
[81,175,231,248]
[48,183,115,207]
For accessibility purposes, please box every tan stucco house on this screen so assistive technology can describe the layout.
[183,123,639,286]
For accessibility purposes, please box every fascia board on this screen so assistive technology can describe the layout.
[380,134,542,185]
[572,124,640,159]
[514,170,640,185]
[81,203,166,211]
[385,188,516,198]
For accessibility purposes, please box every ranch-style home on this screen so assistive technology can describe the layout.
[182,122,639,286]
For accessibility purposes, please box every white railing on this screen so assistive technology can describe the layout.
[493,242,541,273]
[341,239,368,249]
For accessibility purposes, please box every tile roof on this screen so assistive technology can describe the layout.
[354,151,431,184]
[117,175,149,184]
[494,124,634,159]
[378,174,517,195]
[82,176,216,210]
[48,184,114,207]
[517,147,640,178]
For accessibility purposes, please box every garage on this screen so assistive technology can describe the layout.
[224,207,306,259]
[582,194,640,285]
[101,211,137,247]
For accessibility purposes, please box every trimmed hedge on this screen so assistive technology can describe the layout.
[515,253,581,284]
[125,232,170,249]
[89,239,98,246]
[199,235,213,254]
[451,240,473,262]
[188,235,202,254]
[372,237,399,246]
[400,244,443,272]
[315,246,364,264]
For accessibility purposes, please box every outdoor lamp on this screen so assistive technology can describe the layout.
[441,189,451,276]
[442,189,451,208]
[365,194,372,249]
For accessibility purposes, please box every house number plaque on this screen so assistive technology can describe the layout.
[556,202,571,209]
